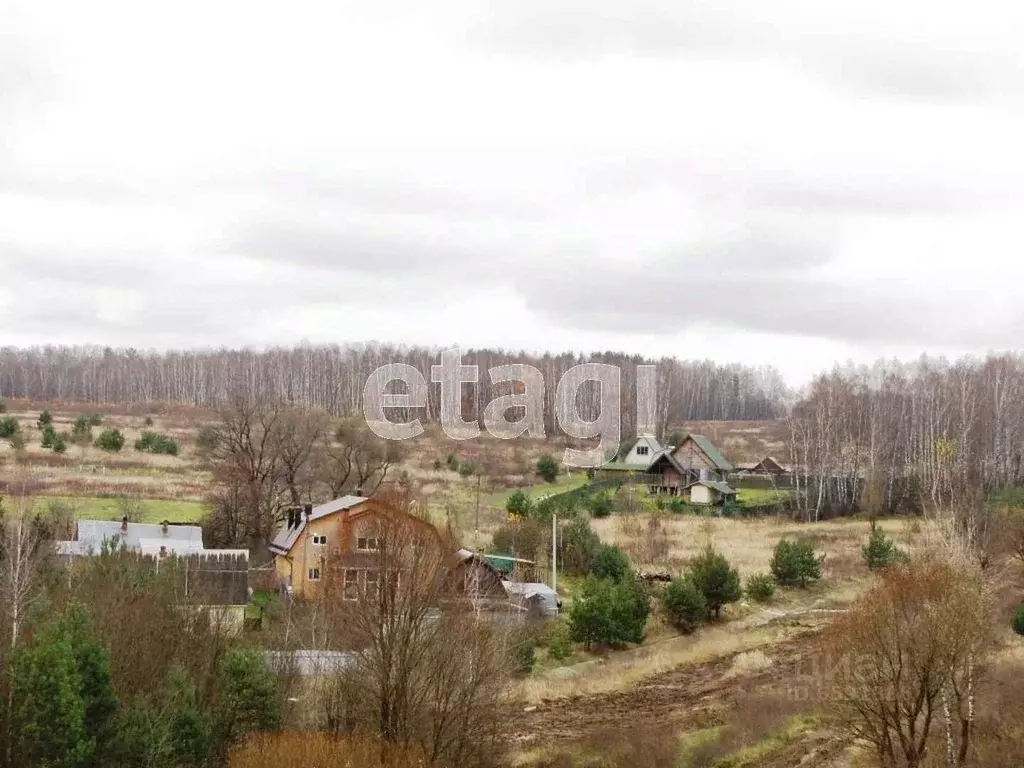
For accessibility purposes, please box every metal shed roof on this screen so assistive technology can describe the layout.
[268,495,368,555]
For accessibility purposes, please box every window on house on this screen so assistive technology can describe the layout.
[308,567,321,581]
[344,569,359,601]
[636,445,649,456]
[364,569,379,598]
[356,537,381,552]
[311,534,327,546]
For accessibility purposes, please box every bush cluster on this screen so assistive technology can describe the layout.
[569,576,650,649]
[862,522,907,570]
[1013,605,1024,636]
[662,546,742,632]
[0,416,21,439]
[745,573,776,602]
[770,538,822,587]
[536,454,558,483]
[135,431,179,455]
[94,428,126,453]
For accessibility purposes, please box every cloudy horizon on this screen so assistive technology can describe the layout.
[3,0,1024,386]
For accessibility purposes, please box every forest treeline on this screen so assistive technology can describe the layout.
[790,355,1024,518]
[0,345,786,434]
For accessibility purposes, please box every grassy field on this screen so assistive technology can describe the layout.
[480,473,589,507]
[32,495,207,523]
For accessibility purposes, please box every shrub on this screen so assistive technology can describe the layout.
[590,544,632,582]
[537,454,559,483]
[663,578,709,633]
[862,521,907,570]
[505,489,534,521]
[547,625,573,661]
[490,519,545,562]
[1014,605,1024,636]
[37,410,53,428]
[558,517,602,575]
[746,573,776,602]
[71,415,93,441]
[587,490,615,518]
[687,546,742,618]
[52,433,68,453]
[134,431,179,455]
[771,538,823,587]
[457,460,475,478]
[143,416,154,427]
[0,417,20,439]
[569,576,650,649]
[94,428,125,452]
[445,452,459,471]
[514,634,536,675]
[40,425,57,449]
[0,399,5,412]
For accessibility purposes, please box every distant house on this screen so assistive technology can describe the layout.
[619,434,662,468]
[269,495,447,600]
[55,518,250,607]
[269,496,513,604]
[647,434,737,503]
[735,456,788,476]
[443,549,512,603]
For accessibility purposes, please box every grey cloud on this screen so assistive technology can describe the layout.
[228,214,517,284]
[518,264,975,346]
[7,246,163,286]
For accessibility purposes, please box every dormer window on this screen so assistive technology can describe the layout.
[636,445,649,456]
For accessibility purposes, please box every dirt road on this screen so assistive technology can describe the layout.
[509,628,851,765]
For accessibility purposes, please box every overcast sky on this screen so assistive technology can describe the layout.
[3,0,1024,385]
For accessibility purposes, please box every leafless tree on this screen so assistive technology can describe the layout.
[827,556,992,768]
[311,496,512,766]
[0,344,784,428]
[0,493,50,652]
[321,418,402,497]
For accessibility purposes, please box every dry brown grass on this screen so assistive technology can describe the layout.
[230,732,428,768]
[592,514,918,577]
[513,623,803,704]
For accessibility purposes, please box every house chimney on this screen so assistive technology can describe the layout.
[303,503,312,520]
[355,488,363,497]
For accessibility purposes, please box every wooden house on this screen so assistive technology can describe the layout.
[735,456,788,476]
[647,434,737,503]
[269,496,507,603]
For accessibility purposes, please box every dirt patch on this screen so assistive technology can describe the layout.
[509,631,824,749]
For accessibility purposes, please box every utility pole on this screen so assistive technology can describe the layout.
[475,470,481,549]
[551,513,557,593]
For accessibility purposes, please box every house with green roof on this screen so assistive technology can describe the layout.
[646,434,736,504]
[601,434,663,473]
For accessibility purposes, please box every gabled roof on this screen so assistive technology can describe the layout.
[268,495,368,556]
[648,448,689,477]
[68,520,205,555]
[679,434,733,471]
